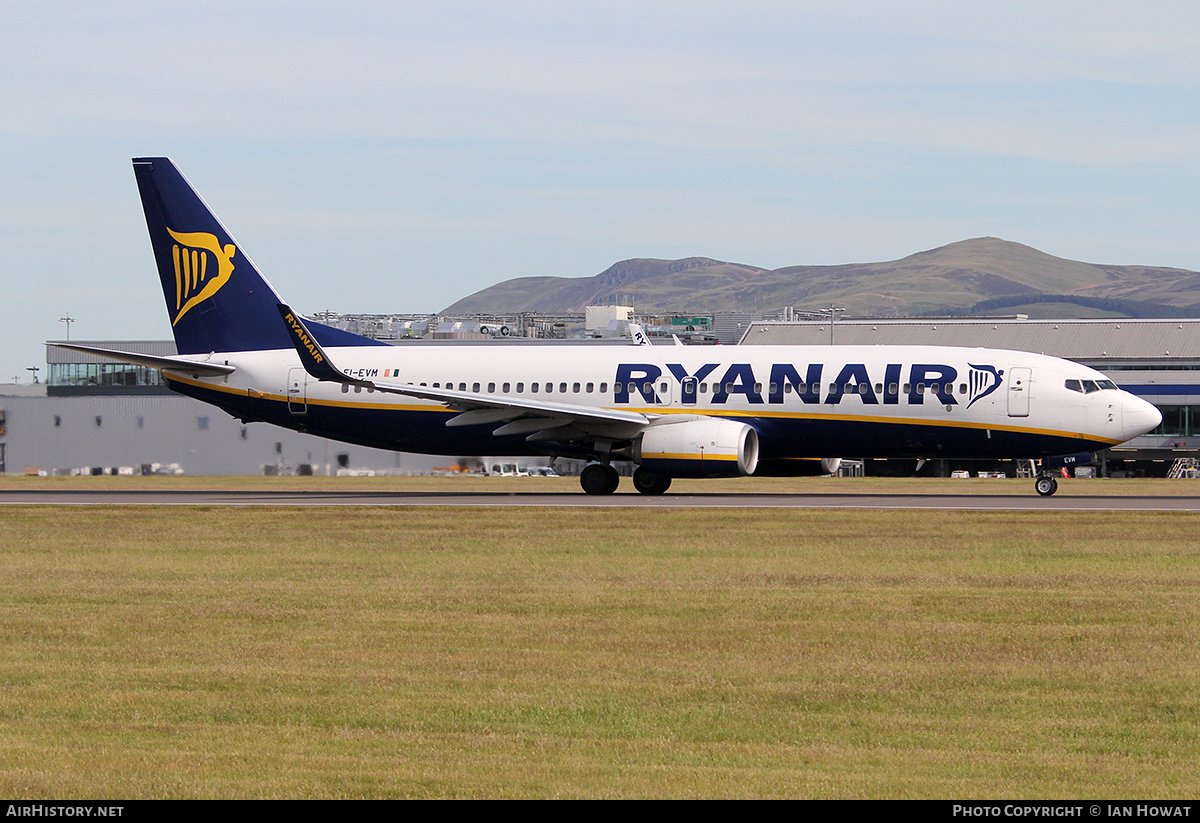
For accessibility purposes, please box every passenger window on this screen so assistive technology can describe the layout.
[573,382,581,393]
[546,383,553,393]
[459,383,466,391]
[487,382,495,393]
[599,382,607,393]
[341,384,349,393]
[560,382,567,393]
[959,383,967,395]
[754,383,763,393]
[516,382,524,392]
[586,382,594,393]
[874,383,883,394]
[783,383,792,394]
[472,382,480,392]
[502,382,510,393]
[531,383,539,393]
[888,383,898,395]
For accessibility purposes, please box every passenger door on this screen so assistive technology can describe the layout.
[1007,366,1031,417]
[287,368,308,414]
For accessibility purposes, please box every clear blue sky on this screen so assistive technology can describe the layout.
[4,1,1200,381]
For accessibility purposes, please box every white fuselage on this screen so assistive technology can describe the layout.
[163,342,1162,461]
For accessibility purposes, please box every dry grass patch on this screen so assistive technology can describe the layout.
[0,507,1197,797]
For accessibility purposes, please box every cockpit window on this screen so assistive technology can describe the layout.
[1066,378,1118,393]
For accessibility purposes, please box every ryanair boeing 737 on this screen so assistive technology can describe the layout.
[54,158,1162,496]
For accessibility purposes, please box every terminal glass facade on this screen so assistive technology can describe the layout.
[1148,405,1200,437]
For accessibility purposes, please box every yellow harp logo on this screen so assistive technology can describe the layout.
[167,228,237,326]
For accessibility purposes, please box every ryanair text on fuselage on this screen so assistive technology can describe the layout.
[611,361,1004,407]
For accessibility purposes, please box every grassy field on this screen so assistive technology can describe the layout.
[0,496,1198,797]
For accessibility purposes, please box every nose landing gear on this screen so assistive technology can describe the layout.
[1034,474,1059,496]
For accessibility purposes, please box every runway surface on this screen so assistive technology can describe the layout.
[3,488,1199,510]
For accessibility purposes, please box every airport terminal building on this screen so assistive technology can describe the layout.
[0,342,418,477]
[1,317,1198,476]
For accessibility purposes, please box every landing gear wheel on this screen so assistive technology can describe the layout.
[580,463,620,495]
[633,467,672,495]
[1035,476,1058,497]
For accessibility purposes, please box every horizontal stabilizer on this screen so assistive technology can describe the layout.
[48,343,236,376]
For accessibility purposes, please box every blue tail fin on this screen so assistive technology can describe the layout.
[133,157,382,354]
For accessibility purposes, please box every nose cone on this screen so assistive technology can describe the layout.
[1121,393,1162,442]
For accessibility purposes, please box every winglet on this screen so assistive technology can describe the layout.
[278,304,347,382]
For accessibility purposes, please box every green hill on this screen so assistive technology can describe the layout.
[441,238,1200,318]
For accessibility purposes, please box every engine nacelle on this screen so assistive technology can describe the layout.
[753,457,842,477]
[634,418,759,478]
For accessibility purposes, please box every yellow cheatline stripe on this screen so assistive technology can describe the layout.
[642,452,739,461]
[164,375,1123,445]
[165,373,449,413]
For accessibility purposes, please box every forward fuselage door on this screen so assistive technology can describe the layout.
[1007,366,1031,417]
[287,367,308,414]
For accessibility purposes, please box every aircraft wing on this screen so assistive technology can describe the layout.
[48,342,237,377]
[278,305,651,441]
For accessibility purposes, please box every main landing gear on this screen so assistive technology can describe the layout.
[632,466,672,495]
[1034,474,1059,496]
[580,463,621,495]
[578,464,674,495]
